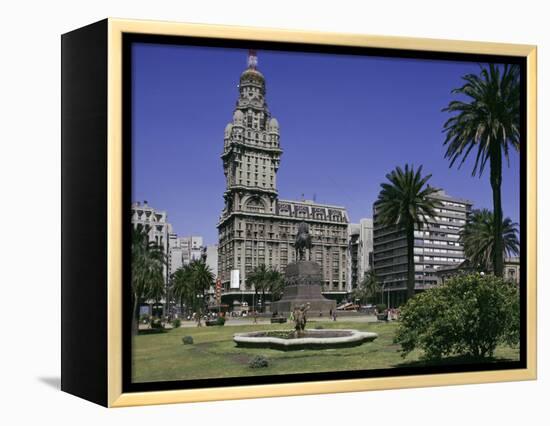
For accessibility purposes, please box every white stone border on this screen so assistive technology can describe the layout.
[233,329,378,348]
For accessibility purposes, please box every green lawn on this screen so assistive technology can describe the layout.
[132,320,519,383]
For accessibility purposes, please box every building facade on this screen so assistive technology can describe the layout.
[347,218,374,292]
[373,189,472,306]
[168,235,206,276]
[131,201,172,282]
[217,51,349,304]
[348,224,361,291]
[503,256,520,284]
[436,257,521,286]
[206,244,219,279]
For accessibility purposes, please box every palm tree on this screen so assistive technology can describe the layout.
[171,265,193,316]
[131,225,166,334]
[460,208,520,273]
[442,64,520,277]
[376,164,441,301]
[266,268,285,302]
[190,260,214,314]
[247,264,269,313]
[247,264,283,312]
[352,270,379,306]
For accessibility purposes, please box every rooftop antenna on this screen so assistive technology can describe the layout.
[248,49,258,69]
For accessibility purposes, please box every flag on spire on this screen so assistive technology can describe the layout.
[248,49,258,69]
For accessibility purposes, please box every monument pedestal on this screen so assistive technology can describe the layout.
[271,261,336,316]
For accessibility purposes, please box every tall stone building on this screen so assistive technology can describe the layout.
[373,189,471,307]
[217,51,349,305]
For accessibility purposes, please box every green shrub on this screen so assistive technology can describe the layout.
[376,304,387,312]
[249,355,269,369]
[150,318,163,329]
[182,336,194,345]
[139,313,150,324]
[171,318,181,328]
[216,316,226,326]
[394,273,520,360]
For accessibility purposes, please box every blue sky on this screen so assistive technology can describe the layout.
[132,43,520,245]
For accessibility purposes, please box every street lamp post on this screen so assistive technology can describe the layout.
[195,293,205,326]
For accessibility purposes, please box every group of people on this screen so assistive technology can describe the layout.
[373,307,400,321]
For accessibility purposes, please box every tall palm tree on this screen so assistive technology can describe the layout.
[171,265,193,316]
[442,64,520,277]
[131,225,166,334]
[352,270,379,306]
[247,264,283,312]
[364,270,381,303]
[190,260,214,314]
[460,208,520,273]
[266,268,285,302]
[247,264,269,313]
[376,164,441,301]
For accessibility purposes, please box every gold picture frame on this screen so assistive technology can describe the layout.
[61,18,537,407]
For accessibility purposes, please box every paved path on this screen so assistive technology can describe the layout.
[175,315,379,328]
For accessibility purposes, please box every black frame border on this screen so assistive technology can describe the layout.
[122,33,528,394]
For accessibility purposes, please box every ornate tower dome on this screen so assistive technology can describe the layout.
[237,50,267,110]
[221,49,282,221]
[268,117,279,133]
[239,49,265,88]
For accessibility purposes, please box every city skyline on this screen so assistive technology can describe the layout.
[132,43,520,245]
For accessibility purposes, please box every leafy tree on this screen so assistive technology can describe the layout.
[131,225,166,334]
[442,64,520,277]
[394,273,519,360]
[376,164,441,301]
[460,209,520,272]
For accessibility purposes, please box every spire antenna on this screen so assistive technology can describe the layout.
[247,49,258,69]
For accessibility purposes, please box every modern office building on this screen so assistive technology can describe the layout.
[168,233,184,277]
[206,244,219,279]
[168,235,207,276]
[373,189,472,306]
[347,218,374,292]
[217,51,349,305]
[348,223,361,292]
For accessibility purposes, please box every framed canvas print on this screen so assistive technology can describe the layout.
[61,18,537,407]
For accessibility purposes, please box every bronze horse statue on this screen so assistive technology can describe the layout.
[295,222,312,261]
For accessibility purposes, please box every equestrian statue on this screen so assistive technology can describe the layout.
[294,222,313,261]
